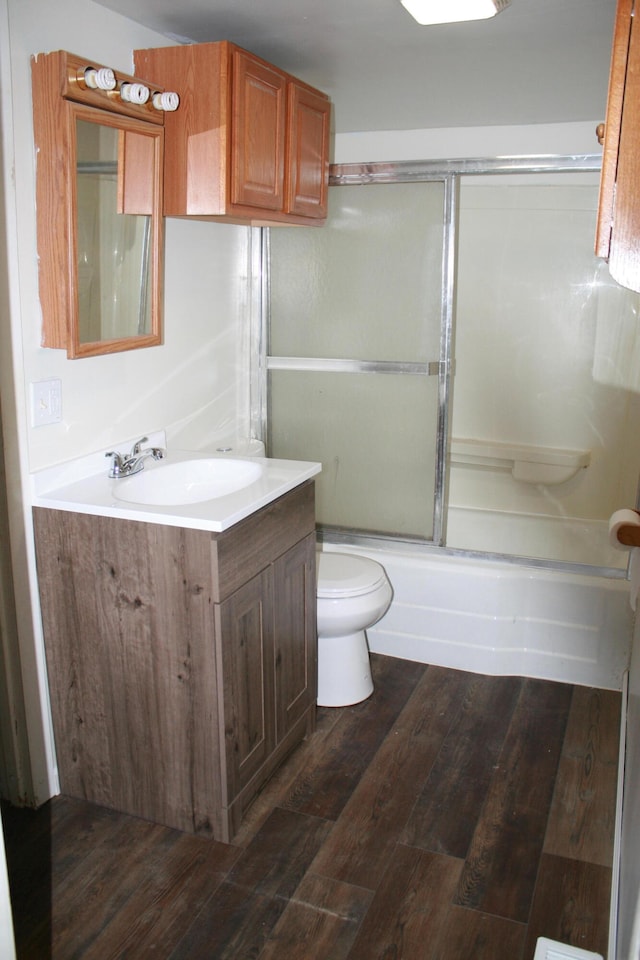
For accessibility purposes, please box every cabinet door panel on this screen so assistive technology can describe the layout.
[608,0,640,291]
[273,534,317,743]
[595,0,633,259]
[216,568,275,801]
[231,51,286,211]
[285,83,330,219]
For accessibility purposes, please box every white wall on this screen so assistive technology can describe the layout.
[447,180,640,565]
[1,0,252,802]
[333,121,603,163]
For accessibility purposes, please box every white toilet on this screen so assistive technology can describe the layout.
[316,551,393,707]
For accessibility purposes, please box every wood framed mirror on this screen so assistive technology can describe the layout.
[31,51,166,358]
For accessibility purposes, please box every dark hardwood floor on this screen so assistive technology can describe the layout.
[2,654,620,959]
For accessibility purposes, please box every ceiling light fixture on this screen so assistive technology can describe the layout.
[400,0,511,25]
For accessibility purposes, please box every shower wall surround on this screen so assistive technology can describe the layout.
[449,179,640,567]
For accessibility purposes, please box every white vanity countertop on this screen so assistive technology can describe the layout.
[31,442,322,533]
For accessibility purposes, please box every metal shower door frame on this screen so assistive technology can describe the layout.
[257,153,602,549]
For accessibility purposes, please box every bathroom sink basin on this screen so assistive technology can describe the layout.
[113,458,263,506]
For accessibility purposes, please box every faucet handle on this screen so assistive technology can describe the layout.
[129,436,149,457]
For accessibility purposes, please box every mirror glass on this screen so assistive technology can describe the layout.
[76,119,152,343]
[71,112,162,356]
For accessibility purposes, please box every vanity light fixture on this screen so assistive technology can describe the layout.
[400,0,511,25]
[76,62,180,112]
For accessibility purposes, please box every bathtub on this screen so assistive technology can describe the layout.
[323,543,633,690]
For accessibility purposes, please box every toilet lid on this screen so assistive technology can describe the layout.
[317,553,388,598]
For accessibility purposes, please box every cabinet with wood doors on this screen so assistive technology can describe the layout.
[134,41,331,225]
[33,481,317,842]
[595,0,640,291]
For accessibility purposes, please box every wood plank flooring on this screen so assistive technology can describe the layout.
[2,654,620,959]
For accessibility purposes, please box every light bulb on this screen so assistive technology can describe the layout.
[84,66,116,91]
[120,82,150,105]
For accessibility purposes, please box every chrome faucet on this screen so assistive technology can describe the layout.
[105,436,166,478]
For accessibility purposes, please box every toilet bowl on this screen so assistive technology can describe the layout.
[316,551,393,707]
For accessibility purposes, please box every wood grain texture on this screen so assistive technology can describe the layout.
[523,853,612,959]
[33,508,221,835]
[60,51,165,124]
[311,664,471,888]
[428,904,526,960]
[4,658,616,959]
[31,52,74,348]
[285,82,331,219]
[31,51,164,358]
[231,50,286,210]
[404,673,522,859]
[229,705,344,847]
[454,678,573,923]
[258,873,373,960]
[133,41,329,226]
[173,808,333,960]
[216,567,275,803]
[211,481,315,602]
[595,0,633,259]
[345,844,464,959]
[608,0,640,291]
[544,686,621,866]
[134,42,230,216]
[281,654,427,821]
[273,533,317,741]
[33,483,316,842]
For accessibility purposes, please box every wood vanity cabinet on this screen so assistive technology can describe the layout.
[595,0,640,291]
[33,481,317,841]
[133,42,331,225]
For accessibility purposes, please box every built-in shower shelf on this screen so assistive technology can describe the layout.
[449,438,591,485]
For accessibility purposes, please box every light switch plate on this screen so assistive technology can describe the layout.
[31,378,62,427]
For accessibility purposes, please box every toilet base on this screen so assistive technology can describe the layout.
[317,629,374,707]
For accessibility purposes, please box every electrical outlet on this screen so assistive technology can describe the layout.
[31,378,62,427]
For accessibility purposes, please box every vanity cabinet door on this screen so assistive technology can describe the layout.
[273,533,317,743]
[216,567,275,803]
[216,532,317,820]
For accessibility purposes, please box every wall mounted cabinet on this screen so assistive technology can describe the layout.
[31,51,167,357]
[33,482,317,841]
[134,41,331,225]
[595,0,640,292]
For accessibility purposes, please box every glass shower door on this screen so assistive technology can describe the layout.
[267,180,447,540]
